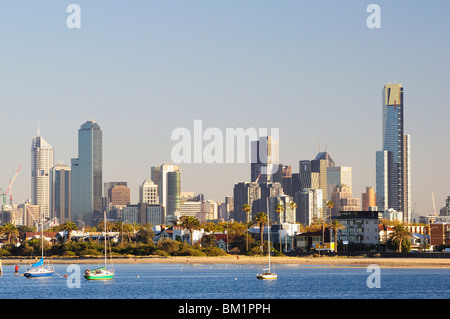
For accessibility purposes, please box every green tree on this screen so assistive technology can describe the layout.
[180,216,201,246]
[389,224,412,253]
[135,228,155,244]
[330,220,345,252]
[326,201,334,243]
[253,212,268,253]
[61,221,78,241]
[275,202,285,251]
[0,223,19,244]
[242,204,252,252]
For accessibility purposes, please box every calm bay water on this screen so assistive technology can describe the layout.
[0,263,449,299]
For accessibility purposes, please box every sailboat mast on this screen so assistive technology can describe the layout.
[41,209,44,259]
[267,196,270,271]
[104,211,107,268]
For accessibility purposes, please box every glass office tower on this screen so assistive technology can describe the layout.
[71,120,102,226]
[376,84,411,223]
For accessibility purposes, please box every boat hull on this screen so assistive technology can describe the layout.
[84,274,114,280]
[24,269,54,278]
[84,268,114,280]
[256,273,277,280]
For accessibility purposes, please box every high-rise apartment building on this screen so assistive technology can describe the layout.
[50,163,71,223]
[376,83,411,223]
[295,188,322,226]
[233,182,261,222]
[31,132,54,220]
[71,120,103,226]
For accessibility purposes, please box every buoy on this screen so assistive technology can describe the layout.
[137,276,140,279]
[64,274,68,278]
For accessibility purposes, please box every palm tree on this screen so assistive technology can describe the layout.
[254,212,268,253]
[326,201,334,222]
[289,202,297,250]
[180,216,201,246]
[390,224,412,253]
[242,204,251,252]
[61,221,78,241]
[326,201,334,246]
[330,220,345,252]
[0,223,19,244]
[275,202,285,252]
[380,219,390,250]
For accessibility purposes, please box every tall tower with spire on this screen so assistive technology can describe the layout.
[31,127,54,220]
[376,83,411,223]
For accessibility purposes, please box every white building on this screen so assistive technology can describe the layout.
[180,201,202,218]
[382,208,403,222]
[139,179,159,205]
[31,132,54,219]
[334,211,381,245]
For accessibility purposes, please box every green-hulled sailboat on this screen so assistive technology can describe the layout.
[84,212,114,280]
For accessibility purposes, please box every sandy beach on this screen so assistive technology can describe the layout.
[2,255,450,268]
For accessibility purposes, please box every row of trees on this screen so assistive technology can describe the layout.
[0,200,427,256]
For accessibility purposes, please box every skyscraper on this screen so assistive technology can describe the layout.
[31,131,54,219]
[295,188,322,226]
[362,186,377,211]
[158,164,180,224]
[376,83,411,223]
[233,182,261,222]
[251,136,280,183]
[299,158,327,210]
[50,163,71,224]
[71,120,103,226]
[327,166,352,194]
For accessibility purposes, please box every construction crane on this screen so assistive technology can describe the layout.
[1,164,22,208]
[7,164,22,205]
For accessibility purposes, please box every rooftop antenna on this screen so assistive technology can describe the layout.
[37,121,40,137]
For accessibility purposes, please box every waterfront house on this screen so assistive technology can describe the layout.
[332,211,381,247]
[214,234,228,251]
[294,230,331,252]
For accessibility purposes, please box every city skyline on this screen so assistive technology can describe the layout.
[1,1,449,221]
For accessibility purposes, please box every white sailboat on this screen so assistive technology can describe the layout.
[257,198,277,280]
[84,212,114,280]
[24,213,54,278]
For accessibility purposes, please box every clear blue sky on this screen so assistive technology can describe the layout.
[1,1,449,221]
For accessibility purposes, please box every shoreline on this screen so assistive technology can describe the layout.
[2,255,450,268]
